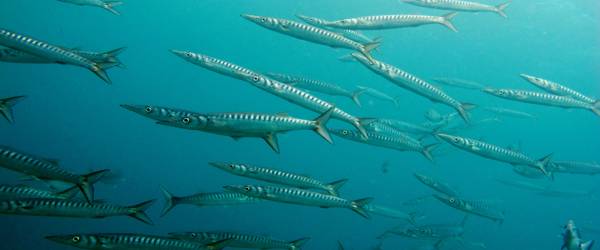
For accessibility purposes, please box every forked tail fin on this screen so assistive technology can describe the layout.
[313,108,335,144]
[537,153,554,177]
[456,103,476,124]
[0,95,26,123]
[159,185,181,217]
[360,42,380,64]
[325,179,348,196]
[78,169,110,203]
[288,237,311,250]
[350,197,373,219]
[351,88,367,107]
[127,199,155,225]
[440,12,458,32]
[495,1,511,18]
[422,143,439,163]
[591,101,600,117]
[102,1,123,15]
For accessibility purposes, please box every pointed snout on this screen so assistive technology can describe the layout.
[223,185,243,193]
[434,133,453,142]
[209,162,229,170]
[482,87,497,94]
[170,49,188,59]
[120,104,141,113]
[519,73,535,82]
[45,235,73,245]
[241,14,261,22]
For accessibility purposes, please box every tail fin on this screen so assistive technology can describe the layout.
[160,185,180,217]
[127,199,155,225]
[289,237,311,250]
[313,108,334,144]
[262,133,280,153]
[350,197,373,219]
[440,12,458,32]
[350,89,366,107]
[102,1,122,15]
[456,103,476,123]
[537,153,554,177]
[495,1,511,18]
[55,186,81,199]
[360,42,380,64]
[90,64,113,84]
[0,95,26,123]
[421,143,439,163]
[354,119,373,140]
[325,179,348,196]
[102,47,127,68]
[78,169,110,203]
[582,240,595,250]
[591,101,600,117]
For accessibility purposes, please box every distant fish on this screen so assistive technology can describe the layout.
[483,88,600,117]
[122,105,334,153]
[553,161,600,176]
[159,186,260,217]
[241,14,380,62]
[435,133,553,176]
[295,14,382,45]
[0,198,154,225]
[373,119,442,136]
[433,194,505,224]
[356,85,399,107]
[348,53,475,123]
[0,146,109,203]
[0,47,126,68]
[0,184,79,200]
[338,240,345,250]
[431,77,485,90]
[0,28,115,83]
[46,233,230,250]
[483,107,536,119]
[322,13,459,32]
[0,95,26,123]
[266,73,366,106]
[57,0,123,15]
[364,204,419,224]
[402,0,511,18]
[562,220,595,250]
[331,129,438,162]
[210,162,348,196]
[170,50,371,139]
[413,173,459,196]
[379,215,468,240]
[169,231,310,250]
[224,184,372,219]
[520,74,596,104]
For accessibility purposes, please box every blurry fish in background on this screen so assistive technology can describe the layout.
[337,240,345,250]
[295,14,382,45]
[496,178,595,198]
[373,118,444,137]
[562,220,595,250]
[414,172,459,197]
[0,184,79,200]
[403,195,434,207]
[520,74,597,104]
[552,161,600,176]
[378,216,469,248]
[365,204,422,224]
[320,13,459,32]
[0,95,26,123]
[433,194,505,224]
[402,0,511,18]
[431,77,485,90]
[57,0,123,15]
[169,231,310,250]
[356,85,400,107]
[159,186,261,217]
[483,107,536,119]
[0,47,126,68]
[381,160,390,174]
[46,233,231,250]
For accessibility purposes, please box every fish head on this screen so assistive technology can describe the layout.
[330,129,360,139]
[433,194,460,208]
[435,133,468,148]
[170,50,215,66]
[242,14,289,31]
[401,0,425,5]
[482,87,511,98]
[264,72,290,82]
[120,104,180,122]
[413,173,433,185]
[209,162,250,175]
[520,74,553,89]
[45,234,95,248]
[295,14,328,26]
[223,185,262,197]
[156,114,207,130]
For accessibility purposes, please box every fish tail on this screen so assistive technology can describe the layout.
[456,102,476,124]
[103,1,122,15]
[360,42,380,64]
[55,185,81,199]
[288,237,311,250]
[313,108,335,144]
[78,169,110,203]
[440,12,458,32]
[537,153,554,177]
[350,197,373,219]
[582,240,595,250]
[422,143,439,163]
[591,100,600,117]
[101,47,127,68]
[325,179,348,196]
[90,63,114,84]
[127,199,156,225]
[351,88,367,107]
[0,95,26,123]
[159,185,180,217]
[495,1,511,18]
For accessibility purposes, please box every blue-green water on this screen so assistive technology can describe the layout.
[0,0,599,249]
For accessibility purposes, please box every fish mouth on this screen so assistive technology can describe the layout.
[519,73,534,81]
[222,185,243,193]
[208,162,229,170]
[120,104,140,113]
[482,88,496,94]
[434,133,453,142]
[241,14,261,22]
[44,235,71,245]
[170,49,188,58]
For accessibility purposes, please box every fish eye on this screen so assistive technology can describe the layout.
[453,138,459,143]
[244,186,251,191]
[449,198,456,203]
[72,236,81,243]
[190,233,197,238]
[229,164,235,169]
[182,117,191,124]
[342,130,349,135]
[185,52,192,57]
[261,18,267,22]
[252,75,260,82]
[144,106,152,113]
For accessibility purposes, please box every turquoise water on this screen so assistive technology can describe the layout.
[0,0,599,249]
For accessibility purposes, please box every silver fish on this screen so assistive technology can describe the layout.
[331,129,437,162]
[169,231,310,250]
[0,47,126,68]
[483,107,536,119]
[403,0,511,18]
[159,186,261,217]
[0,146,109,202]
[435,133,553,176]
[46,233,230,250]
[483,88,600,117]
[0,95,26,123]
[433,194,504,224]
[0,28,114,83]
[373,119,442,136]
[122,104,334,153]
[0,184,78,200]
[170,50,370,139]
[364,204,419,224]
[521,74,596,104]
[57,0,123,15]
[414,173,459,196]
[350,53,475,123]
[431,77,484,90]
[323,13,458,32]
[209,162,347,196]
[380,216,468,240]
[0,198,154,224]
[553,161,600,176]
[296,14,382,44]
[266,73,365,107]
[562,220,595,250]
[224,184,372,219]
[241,15,379,62]
[356,85,399,106]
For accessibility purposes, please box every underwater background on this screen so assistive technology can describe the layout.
[0,0,599,249]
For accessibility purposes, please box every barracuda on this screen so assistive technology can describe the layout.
[266,72,366,107]
[373,119,441,136]
[349,53,475,123]
[0,95,26,123]
[241,14,380,62]
[331,129,437,162]
[296,14,382,45]
[553,161,600,176]
[402,0,511,18]
[46,233,230,250]
[323,13,458,32]
[0,28,115,83]
[562,220,595,250]
[483,107,536,119]
[0,198,154,224]
[169,231,310,250]
[210,162,348,196]
[413,173,459,196]
[0,184,79,200]
[520,74,597,104]
[170,50,370,139]
[224,185,372,219]
[0,146,109,203]
[0,47,126,68]
[435,133,553,176]
[57,0,123,15]
[380,216,468,241]
[433,194,505,224]
[484,88,600,117]
[364,204,419,224]
[356,85,399,106]
[431,77,484,90]
[159,186,261,217]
